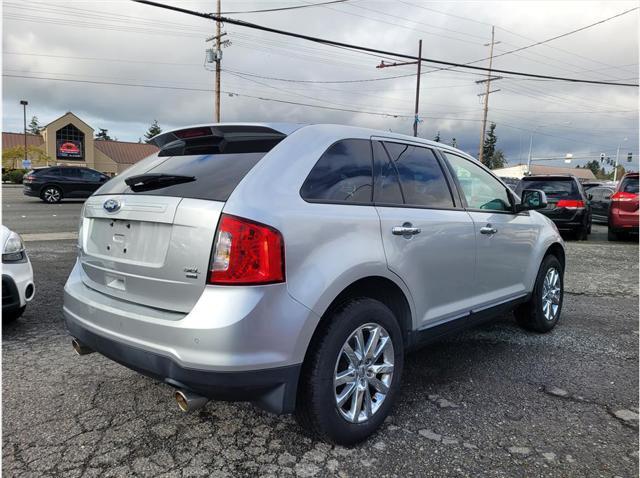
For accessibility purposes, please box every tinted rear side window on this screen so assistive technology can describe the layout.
[517,179,580,199]
[380,142,453,208]
[372,141,403,204]
[621,176,639,193]
[300,139,373,204]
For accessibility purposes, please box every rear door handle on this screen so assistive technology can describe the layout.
[392,224,421,236]
[480,225,497,235]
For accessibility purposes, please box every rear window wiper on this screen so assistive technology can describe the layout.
[125,173,196,192]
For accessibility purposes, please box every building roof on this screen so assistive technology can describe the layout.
[44,111,95,131]
[530,164,596,180]
[94,140,158,165]
[2,132,44,149]
[493,163,596,180]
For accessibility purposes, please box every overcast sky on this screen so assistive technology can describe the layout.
[2,0,639,170]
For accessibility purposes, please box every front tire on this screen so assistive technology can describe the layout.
[515,255,563,333]
[41,186,62,203]
[296,298,404,446]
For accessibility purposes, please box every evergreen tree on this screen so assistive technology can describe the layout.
[482,123,497,167]
[144,120,162,141]
[28,116,41,135]
[95,128,113,141]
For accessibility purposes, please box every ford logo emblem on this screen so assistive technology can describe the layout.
[103,199,121,213]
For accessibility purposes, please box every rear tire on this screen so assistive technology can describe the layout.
[3,306,25,323]
[515,255,563,333]
[41,186,62,203]
[575,225,588,241]
[608,228,621,241]
[295,298,404,446]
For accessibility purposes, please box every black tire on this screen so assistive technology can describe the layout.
[515,255,563,333]
[608,228,620,241]
[3,306,25,323]
[295,298,404,446]
[575,225,588,241]
[41,185,62,203]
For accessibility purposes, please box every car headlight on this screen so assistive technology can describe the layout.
[3,231,25,262]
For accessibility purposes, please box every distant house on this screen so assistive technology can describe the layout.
[492,164,596,181]
[2,112,158,175]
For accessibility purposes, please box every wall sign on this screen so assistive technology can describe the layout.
[57,140,83,159]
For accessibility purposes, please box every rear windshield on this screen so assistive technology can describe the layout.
[94,128,286,201]
[517,178,580,199]
[621,176,639,194]
[95,152,269,201]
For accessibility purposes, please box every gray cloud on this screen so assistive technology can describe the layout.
[3,0,638,170]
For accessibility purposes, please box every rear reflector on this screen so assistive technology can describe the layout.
[209,214,285,285]
[611,191,637,202]
[556,199,585,209]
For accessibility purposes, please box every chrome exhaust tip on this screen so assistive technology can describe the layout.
[175,389,208,413]
[71,338,94,355]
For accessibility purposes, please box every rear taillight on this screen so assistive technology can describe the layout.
[611,192,637,202]
[556,199,585,209]
[208,214,285,285]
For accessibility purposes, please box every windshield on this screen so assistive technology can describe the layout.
[517,178,580,199]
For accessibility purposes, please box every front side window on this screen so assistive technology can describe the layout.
[375,141,453,208]
[443,152,512,212]
[80,169,102,181]
[300,139,373,204]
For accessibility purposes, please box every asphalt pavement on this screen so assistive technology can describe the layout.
[2,185,638,477]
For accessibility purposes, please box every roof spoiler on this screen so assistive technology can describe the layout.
[148,125,291,149]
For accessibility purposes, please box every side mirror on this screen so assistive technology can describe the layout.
[517,189,548,212]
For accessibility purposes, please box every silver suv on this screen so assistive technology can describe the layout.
[64,123,565,445]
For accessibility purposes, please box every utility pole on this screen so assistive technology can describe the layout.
[215,0,221,122]
[477,26,500,165]
[20,100,28,169]
[205,0,230,122]
[376,39,423,137]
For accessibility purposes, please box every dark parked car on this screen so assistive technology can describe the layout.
[23,166,110,203]
[516,175,591,240]
[587,186,616,224]
[608,172,639,241]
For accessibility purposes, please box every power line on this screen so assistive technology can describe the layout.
[220,0,350,14]
[130,0,639,87]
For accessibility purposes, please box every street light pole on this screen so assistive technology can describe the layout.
[614,144,620,182]
[20,100,28,169]
[526,133,534,175]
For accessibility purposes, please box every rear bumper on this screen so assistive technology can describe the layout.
[63,260,318,413]
[67,320,301,413]
[609,208,639,230]
[541,209,588,230]
[23,185,40,197]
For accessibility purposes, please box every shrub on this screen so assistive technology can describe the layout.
[2,169,27,184]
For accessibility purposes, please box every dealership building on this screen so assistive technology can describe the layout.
[2,112,158,175]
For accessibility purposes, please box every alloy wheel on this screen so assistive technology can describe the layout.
[44,188,61,203]
[541,267,561,321]
[333,323,394,423]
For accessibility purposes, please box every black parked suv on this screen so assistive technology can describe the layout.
[516,175,592,240]
[23,167,110,203]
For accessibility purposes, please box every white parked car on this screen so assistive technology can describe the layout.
[2,226,35,321]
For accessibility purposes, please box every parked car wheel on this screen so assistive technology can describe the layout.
[41,186,62,203]
[3,306,25,323]
[575,225,588,241]
[296,298,404,446]
[515,254,564,333]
